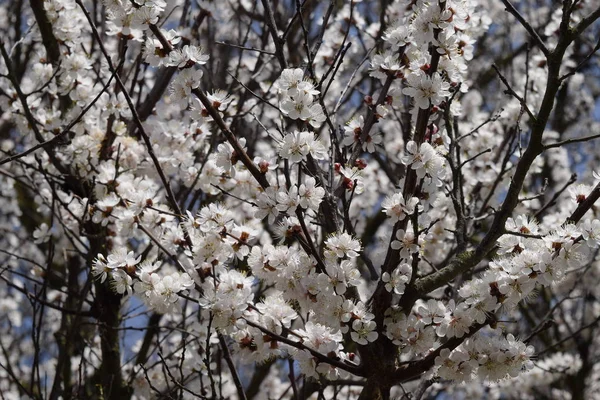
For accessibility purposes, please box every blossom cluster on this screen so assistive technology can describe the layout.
[2,0,600,398]
[276,68,325,127]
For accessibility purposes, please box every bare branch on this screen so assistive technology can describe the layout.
[500,0,550,57]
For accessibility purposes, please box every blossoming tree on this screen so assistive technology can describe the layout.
[1,0,600,399]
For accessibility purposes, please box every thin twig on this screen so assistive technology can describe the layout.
[216,40,275,55]
[260,0,287,69]
[534,173,577,220]
[492,64,537,122]
[500,0,549,57]
[544,132,600,149]
[217,334,248,400]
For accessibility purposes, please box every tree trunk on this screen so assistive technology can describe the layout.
[357,378,391,400]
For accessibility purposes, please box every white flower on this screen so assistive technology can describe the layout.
[255,292,297,334]
[326,232,361,258]
[342,116,382,153]
[435,300,473,338]
[298,176,325,211]
[505,215,540,235]
[33,223,52,244]
[111,269,133,295]
[255,187,279,224]
[278,130,326,163]
[402,141,433,175]
[306,103,326,127]
[169,69,204,108]
[168,45,209,68]
[402,141,446,184]
[382,193,420,222]
[342,116,364,148]
[131,6,160,28]
[326,260,361,295]
[281,91,314,120]
[335,164,365,194]
[568,183,592,204]
[206,90,233,111]
[91,254,110,283]
[62,53,91,78]
[275,68,304,95]
[106,249,141,270]
[402,71,450,109]
[143,29,180,66]
[276,185,300,214]
[415,299,446,325]
[390,228,419,259]
[381,263,412,295]
[215,138,246,176]
[370,50,402,80]
[581,219,600,247]
[295,321,342,353]
[351,320,378,345]
[383,25,411,50]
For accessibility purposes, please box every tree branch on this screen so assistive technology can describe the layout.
[500,0,550,57]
